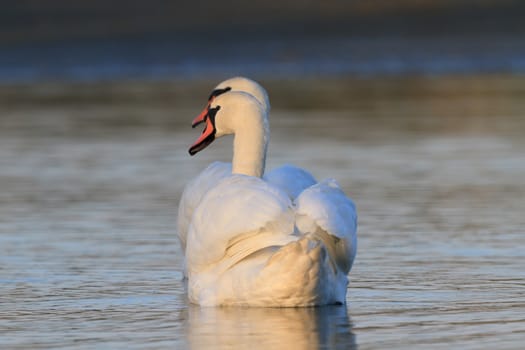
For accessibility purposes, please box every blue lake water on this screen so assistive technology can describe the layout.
[0,77,524,348]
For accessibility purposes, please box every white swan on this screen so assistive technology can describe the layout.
[178,77,357,307]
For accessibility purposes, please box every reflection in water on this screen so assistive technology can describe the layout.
[187,305,356,350]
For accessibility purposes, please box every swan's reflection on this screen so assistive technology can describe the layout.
[187,304,356,350]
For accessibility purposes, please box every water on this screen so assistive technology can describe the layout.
[1,76,524,349]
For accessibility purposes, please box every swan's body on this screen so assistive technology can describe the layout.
[178,77,357,307]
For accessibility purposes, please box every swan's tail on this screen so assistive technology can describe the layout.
[292,223,354,275]
[257,234,346,306]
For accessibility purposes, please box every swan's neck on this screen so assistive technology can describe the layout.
[231,112,269,178]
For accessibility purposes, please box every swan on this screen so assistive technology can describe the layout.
[178,77,357,307]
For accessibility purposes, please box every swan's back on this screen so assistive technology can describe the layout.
[186,174,296,273]
[180,171,357,306]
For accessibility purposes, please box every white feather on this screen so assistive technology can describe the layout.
[186,174,295,273]
[264,164,317,199]
[177,161,231,252]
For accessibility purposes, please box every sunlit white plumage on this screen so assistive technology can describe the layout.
[177,77,357,306]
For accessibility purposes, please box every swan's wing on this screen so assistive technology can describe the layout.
[177,162,232,252]
[186,174,296,273]
[294,179,357,274]
[264,164,317,199]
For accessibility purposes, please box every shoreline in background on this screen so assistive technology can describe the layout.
[1,1,524,83]
[2,1,524,45]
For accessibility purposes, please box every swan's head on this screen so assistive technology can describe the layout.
[189,91,267,156]
[189,77,268,156]
[191,77,269,129]
[213,76,270,113]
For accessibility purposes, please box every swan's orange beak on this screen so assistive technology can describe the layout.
[189,107,216,156]
[191,106,209,128]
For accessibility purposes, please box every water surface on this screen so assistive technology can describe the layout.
[1,76,524,349]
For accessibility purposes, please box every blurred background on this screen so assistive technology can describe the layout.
[1,1,525,349]
[1,0,525,80]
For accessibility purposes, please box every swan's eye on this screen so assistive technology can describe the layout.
[208,86,232,102]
